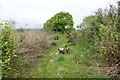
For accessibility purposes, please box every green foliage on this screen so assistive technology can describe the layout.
[51,41,57,46]
[78,4,119,66]
[98,20,119,66]
[96,5,119,66]
[43,12,74,33]
[66,30,80,45]
[0,3,118,78]
[53,33,60,40]
[0,20,15,78]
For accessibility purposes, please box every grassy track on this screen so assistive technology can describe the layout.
[22,36,109,78]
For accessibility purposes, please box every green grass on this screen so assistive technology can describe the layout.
[21,35,109,78]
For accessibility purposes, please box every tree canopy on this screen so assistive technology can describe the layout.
[43,12,74,33]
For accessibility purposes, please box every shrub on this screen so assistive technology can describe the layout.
[78,4,119,67]
[98,24,119,66]
[66,30,80,45]
[0,20,15,78]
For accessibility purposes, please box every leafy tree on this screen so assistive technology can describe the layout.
[43,12,74,33]
[78,4,119,67]
[78,15,101,41]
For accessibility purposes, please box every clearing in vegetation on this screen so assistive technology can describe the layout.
[21,35,109,78]
[1,2,120,78]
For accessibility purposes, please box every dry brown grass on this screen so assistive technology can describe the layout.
[10,29,54,77]
[21,30,52,59]
[19,30,53,62]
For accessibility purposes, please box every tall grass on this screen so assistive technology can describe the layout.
[9,29,54,77]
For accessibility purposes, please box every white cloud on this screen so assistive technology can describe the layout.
[0,0,117,28]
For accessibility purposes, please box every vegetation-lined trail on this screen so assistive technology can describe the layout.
[1,2,119,78]
[22,36,108,78]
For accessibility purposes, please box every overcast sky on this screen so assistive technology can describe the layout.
[0,0,117,28]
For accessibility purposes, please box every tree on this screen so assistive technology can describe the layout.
[77,4,119,67]
[43,12,74,33]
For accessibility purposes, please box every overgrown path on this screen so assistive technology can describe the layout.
[23,36,109,78]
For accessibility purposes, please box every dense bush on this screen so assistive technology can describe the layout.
[78,4,119,67]
[99,24,119,66]
[95,5,119,66]
[0,20,15,78]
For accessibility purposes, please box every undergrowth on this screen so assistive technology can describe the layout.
[20,35,109,78]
